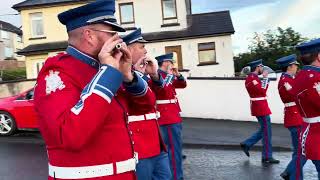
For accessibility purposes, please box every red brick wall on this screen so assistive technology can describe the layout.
[0,60,25,70]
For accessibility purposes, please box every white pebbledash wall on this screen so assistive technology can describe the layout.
[177,73,285,124]
[0,75,286,124]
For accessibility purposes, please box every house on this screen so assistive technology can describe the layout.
[13,0,235,79]
[0,20,24,61]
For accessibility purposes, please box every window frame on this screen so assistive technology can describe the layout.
[197,42,217,65]
[33,60,45,78]
[30,12,45,38]
[161,0,178,20]
[119,2,135,25]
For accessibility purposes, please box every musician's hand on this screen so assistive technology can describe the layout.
[98,34,123,69]
[133,56,147,74]
[172,68,180,77]
[118,43,134,82]
[145,57,159,80]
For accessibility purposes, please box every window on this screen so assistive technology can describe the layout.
[33,61,45,78]
[4,47,13,58]
[36,62,44,75]
[26,89,34,100]
[119,3,135,24]
[1,30,10,39]
[30,12,44,38]
[161,0,177,19]
[17,89,34,100]
[198,42,217,64]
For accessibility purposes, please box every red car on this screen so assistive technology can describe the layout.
[0,88,38,136]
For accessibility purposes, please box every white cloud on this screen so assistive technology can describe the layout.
[231,2,278,54]
[191,0,277,13]
[272,0,320,38]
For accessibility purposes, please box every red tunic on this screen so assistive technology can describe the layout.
[34,47,150,179]
[245,73,272,116]
[153,70,187,125]
[278,73,303,128]
[126,73,166,159]
[293,65,320,160]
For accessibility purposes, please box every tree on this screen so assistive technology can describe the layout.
[234,27,308,74]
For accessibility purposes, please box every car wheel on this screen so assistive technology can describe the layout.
[0,111,17,136]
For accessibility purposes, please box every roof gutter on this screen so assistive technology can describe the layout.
[144,32,235,43]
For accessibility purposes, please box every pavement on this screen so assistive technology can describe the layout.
[184,148,319,180]
[182,118,292,151]
[0,118,316,179]
[1,140,319,180]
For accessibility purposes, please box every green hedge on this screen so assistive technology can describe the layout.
[1,68,27,81]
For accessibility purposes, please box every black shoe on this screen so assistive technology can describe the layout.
[280,171,290,180]
[262,158,280,164]
[240,143,250,157]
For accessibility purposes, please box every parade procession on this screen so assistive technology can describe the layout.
[0,0,319,179]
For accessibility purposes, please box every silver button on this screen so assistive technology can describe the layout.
[91,62,96,66]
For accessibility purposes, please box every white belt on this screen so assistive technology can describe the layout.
[156,99,177,104]
[284,102,296,107]
[128,112,160,123]
[48,154,138,179]
[303,116,320,124]
[250,97,267,101]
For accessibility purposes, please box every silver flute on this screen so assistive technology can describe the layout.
[115,43,122,50]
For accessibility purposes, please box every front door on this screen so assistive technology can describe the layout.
[165,45,183,70]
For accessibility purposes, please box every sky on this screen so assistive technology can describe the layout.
[0,0,22,27]
[191,0,320,54]
[0,0,319,54]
